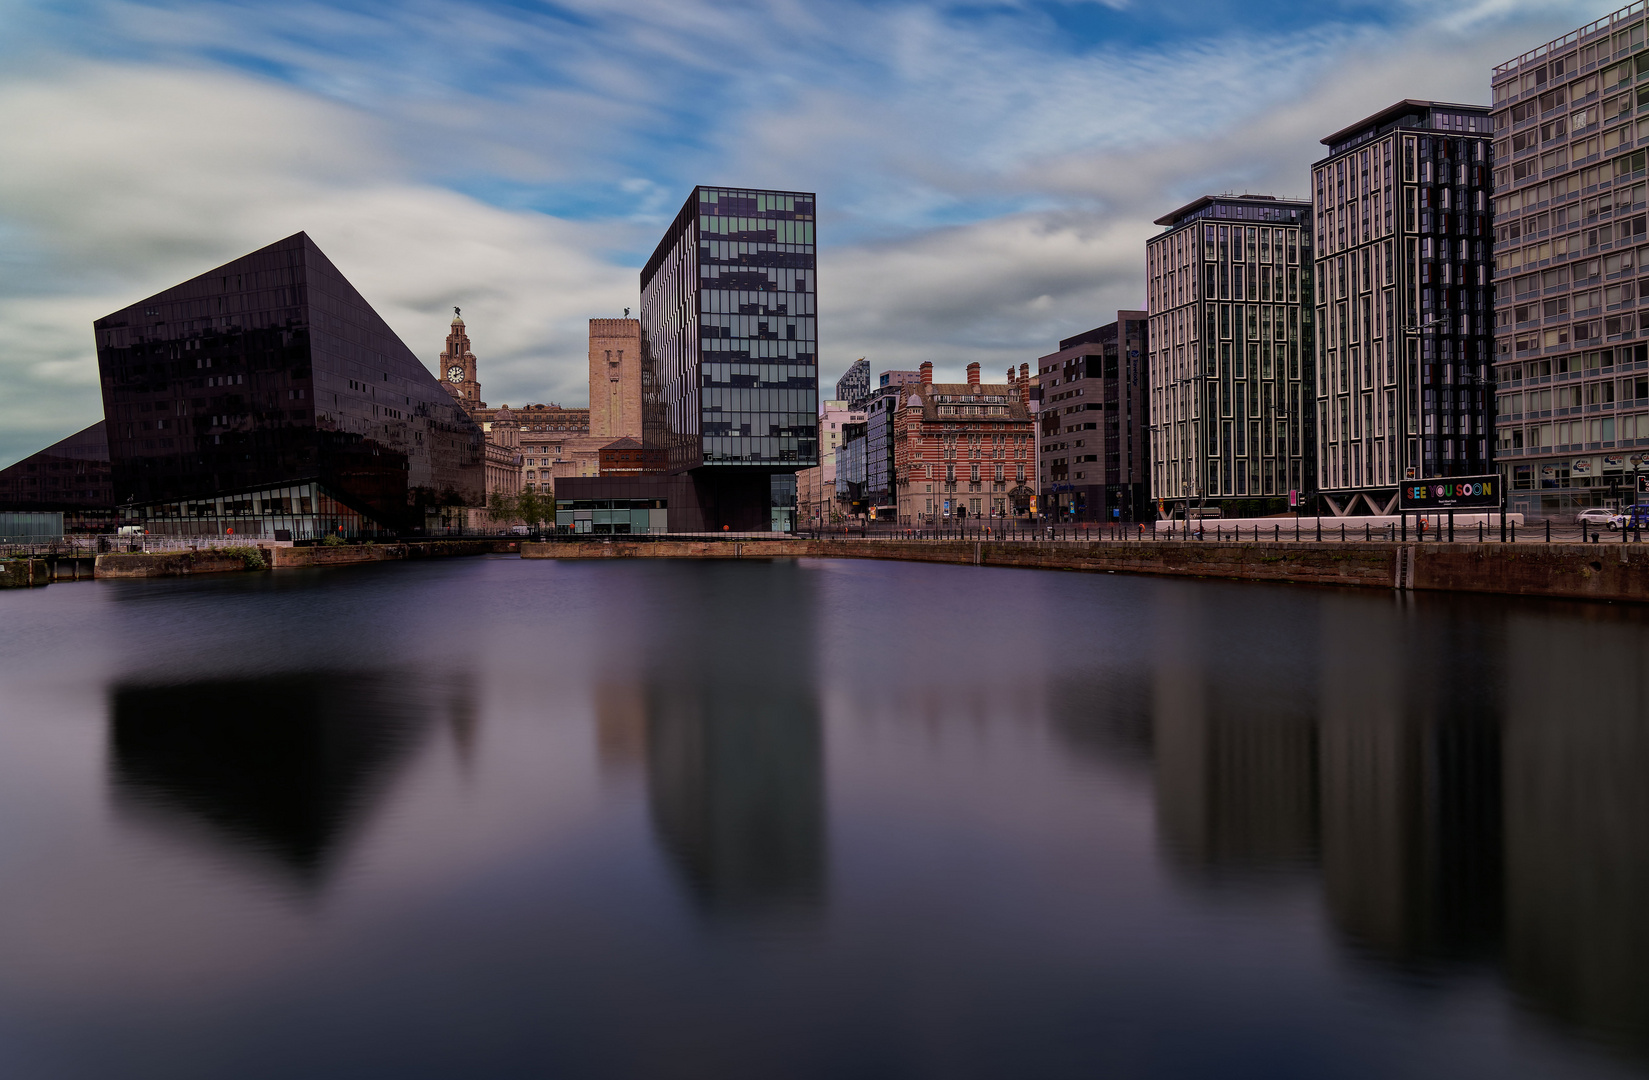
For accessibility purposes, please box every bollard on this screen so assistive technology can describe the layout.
[1341,523,1346,543]
[1365,523,1370,542]
[1448,511,1455,542]
[1479,523,1483,543]
[1275,524,1280,542]
[1316,517,1322,542]
[1544,518,1548,543]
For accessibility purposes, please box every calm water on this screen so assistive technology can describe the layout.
[2,556,1649,1079]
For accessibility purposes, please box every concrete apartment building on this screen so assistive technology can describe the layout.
[1492,5,1649,516]
[1146,195,1314,519]
[1036,314,1150,521]
[893,361,1035,523]
[1312,101,1495,514]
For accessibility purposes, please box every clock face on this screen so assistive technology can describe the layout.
[447,365,465,383]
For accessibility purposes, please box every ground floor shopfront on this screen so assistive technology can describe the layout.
[1500,451,1649,517]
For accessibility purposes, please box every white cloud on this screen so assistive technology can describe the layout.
[0,62,637,465]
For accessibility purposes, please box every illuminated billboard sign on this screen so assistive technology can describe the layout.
[1397,475,1500,511]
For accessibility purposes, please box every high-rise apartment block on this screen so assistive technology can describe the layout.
[1147,195,1314,516]
[1036,314,1150,521]
[1313,102,1495,513]
[639,185,819,530]
[1492,7,1649,515]
[835,357,870,405]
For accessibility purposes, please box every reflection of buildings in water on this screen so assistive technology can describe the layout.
[617,562,827,916]
[644,683,824,915]
[1316,596,1503,967]
[1048,672,1153,774]
[1501,615,1649,1057]
[109,671,463,884]
[594,682,649,772]
[1150,589,1320,875]
[1149,585,1649,1057]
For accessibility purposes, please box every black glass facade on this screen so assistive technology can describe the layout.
[0,421,115,531]
[640,186,819,511]
[93,233,484,535]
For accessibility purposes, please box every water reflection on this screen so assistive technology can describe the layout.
[1503,611,1649,1058]
[607,562,826,918]
[1143,585,1649,1060]
[109,670,463,885]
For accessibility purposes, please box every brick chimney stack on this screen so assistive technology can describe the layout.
[1018,363,1030,406]
[966,362,980,389]
[920,361,933,388]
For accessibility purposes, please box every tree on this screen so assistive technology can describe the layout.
[517,488,547,529]
[486,490,519,523]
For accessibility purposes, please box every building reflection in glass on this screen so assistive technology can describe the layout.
[597,562,826,918]
[108,670,462,886]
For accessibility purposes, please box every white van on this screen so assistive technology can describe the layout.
[116,525,147,537]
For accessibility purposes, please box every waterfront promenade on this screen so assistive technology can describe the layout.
[11,526,1649,604]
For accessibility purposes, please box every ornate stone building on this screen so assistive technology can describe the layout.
[893,361,1036,524]
[440,309,483,412]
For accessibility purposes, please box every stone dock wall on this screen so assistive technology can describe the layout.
[522,538,1649,603]
[89,538,516,579]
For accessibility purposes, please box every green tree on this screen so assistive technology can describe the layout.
[516,488,547,529]
[486,490,519,523]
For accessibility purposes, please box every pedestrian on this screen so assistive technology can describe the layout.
[1195,522,1204,541]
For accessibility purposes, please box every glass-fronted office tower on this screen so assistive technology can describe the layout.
[94,232,484,537]
[1312,101,1495,514]
[1491,7,1649,516]
[639,186,819,531]
[1146,195,1315,518]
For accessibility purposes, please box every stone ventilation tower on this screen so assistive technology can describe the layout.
[439,308,483,413]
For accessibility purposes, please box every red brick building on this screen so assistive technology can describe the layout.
[894,361,1035,524]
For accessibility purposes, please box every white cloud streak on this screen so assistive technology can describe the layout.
[0,0,1615,462]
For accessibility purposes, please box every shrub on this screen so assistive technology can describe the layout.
[219,545,268,571]
[320,533,346,546]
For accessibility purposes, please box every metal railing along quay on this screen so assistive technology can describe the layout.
[796,519,1649,545]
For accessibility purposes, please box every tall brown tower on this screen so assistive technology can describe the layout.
[440,308,483,412]
[589,318,642,441]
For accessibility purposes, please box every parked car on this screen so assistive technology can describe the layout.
[1576,507,1616,527]
[116,525,147,536]
[1609,505,1649,530]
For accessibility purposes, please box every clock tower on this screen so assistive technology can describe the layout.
[440,307,483,413]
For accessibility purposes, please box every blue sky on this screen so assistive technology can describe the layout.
[0,0,1606,464]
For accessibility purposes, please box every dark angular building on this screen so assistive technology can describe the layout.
[94,233,483,537]
[0,421,115,531]
[1037,313,1152,521]
[637,185,819,531]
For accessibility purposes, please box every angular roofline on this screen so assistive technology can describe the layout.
[1318,99,1490,148]
[1153,194,1310,227]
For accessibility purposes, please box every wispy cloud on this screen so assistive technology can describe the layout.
[0,0,1615,464]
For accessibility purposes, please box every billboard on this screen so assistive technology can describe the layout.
[1397,475,1501,511]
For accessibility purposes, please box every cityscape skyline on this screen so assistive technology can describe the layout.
[0,0,1609,468]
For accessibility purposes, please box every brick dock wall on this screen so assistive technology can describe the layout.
[521,538,1649,603]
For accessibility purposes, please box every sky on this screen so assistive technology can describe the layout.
[0,0,1612,465]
